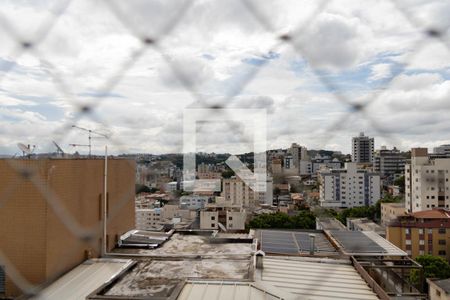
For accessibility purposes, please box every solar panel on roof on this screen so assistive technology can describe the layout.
[259,230,336,255]
[329,230,386,253]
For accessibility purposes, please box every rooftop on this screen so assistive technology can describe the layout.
[33,259,134,300]
[257,256,378,300]
[428,278,450,293]
[114,233,255,257]
[327,230,407,256]
[411,208,450,219]
[256,229,337,256]
[103,259,251,298]
[178,281,283,300]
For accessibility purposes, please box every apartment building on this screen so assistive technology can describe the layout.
[136,205,196,230]
[381,202,407,226]
[405,148,450,213]
[373,146,406,179]
[319,162,381,208]
[0,158,135,297]
[222,176,272,207]
[287,143,308,169]
[386,209,450,260]
[433,144,450,156]
[179,195,210,209]
[352,132,375,163]
[200,197,246,231]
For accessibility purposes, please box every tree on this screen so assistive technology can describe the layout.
[394,175,405,193]
[135,184,152,194]
[410,255,450,285]
[248,211,316,229]
[336,206,376,224]
[221,169,235,178]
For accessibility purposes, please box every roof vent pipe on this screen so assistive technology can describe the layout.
[309,234,316,255]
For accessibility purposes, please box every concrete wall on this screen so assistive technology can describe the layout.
[0,158,135,297]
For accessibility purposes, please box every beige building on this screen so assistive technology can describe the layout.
[200,197,246,230]
[0,158,135,298]
[381,202,407,226]
[428,278,450,300]
[405,148,450,213]
[386,209,450,260]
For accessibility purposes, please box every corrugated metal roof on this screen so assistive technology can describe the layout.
[178,281,283,300]
[259,257,379,300]
[33,258,134,300]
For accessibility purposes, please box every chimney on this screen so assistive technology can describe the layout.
[255,250,265,269]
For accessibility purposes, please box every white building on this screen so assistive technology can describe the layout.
[179,195,210,209]
[352,132,374,163]
[288,143,308,169]
[319,162,381,208]
[299,160,312,176]
[135,208,162,230]
[405,148,450,213]
[433,144,450,156]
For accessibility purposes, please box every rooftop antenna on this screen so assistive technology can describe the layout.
[17,143,35,158]
[71,125,109,157]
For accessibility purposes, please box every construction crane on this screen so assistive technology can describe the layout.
[70,125,109,156]
[52,140,65,157]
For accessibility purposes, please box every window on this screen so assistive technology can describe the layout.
[438,228,446,234]
[438,250,446,256]
[419,240,425,245]
[419,228,424,234]
[405,240,411,245]
[436,290,441,297]
[211,216,215,220]
[228,216,233,221]
[439,240,446,245]
[405,228,410,234]
[429,229,433,234]
[211,223,215,228]
[419,250,424,255]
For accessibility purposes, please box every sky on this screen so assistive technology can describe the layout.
[0,0,450,156]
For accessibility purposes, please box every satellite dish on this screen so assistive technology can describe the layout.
[17,143,32,155]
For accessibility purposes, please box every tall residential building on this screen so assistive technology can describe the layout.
[287,143,308,169]
[386,208,450,260]
[352,132,374,163]
[433,144,450,156]
[222,176,272,207]
[373,146,406,178]
[319,162,381,208]
[0,158,135,298]
[405,148,450,213]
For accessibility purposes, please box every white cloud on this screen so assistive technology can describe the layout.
[0,0,449,155]
[369,63,392,81]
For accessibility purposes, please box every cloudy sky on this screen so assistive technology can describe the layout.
[0,0,449,156]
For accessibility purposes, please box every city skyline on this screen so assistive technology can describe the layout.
[0,0,449,155]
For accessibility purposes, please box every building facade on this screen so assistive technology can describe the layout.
[0,158,135,298]
[319,162,381,208]
[373,147,406,179]
[405,148,450,213]
[352,132,375,163]
[386,209,450,260]
[222,176,272,208]
[381,202,406,226]
[287,143,308,169]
